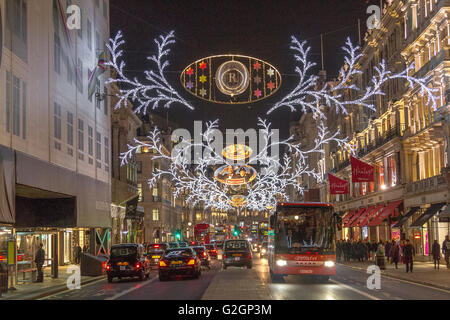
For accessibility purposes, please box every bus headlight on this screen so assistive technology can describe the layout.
[276,259,287,267]
[324,261,335,268]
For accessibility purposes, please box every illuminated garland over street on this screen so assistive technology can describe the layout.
[109,30,438,211]
[120,119,351,211]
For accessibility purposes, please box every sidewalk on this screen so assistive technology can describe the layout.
[202,268,272,300]
[339,259,450,291]
[0,265,105,300]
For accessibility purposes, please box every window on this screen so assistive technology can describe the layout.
[54,103,61,140]
[13,76,20,136]
[66,56,73,84]
[22,81,26,139]
[78,119,84,160]
[152,187,158,197]
[88,69,93,102]
[96,131,101,161]
[88,125,93,156]
[104,136,109,169]
[137,161,142,173]
[77,59,83,93]
[138,183,143,202]
[103,87,108,115]
[67,112,73,146]
[54,33,61,74]
[103,0,107,19]
[153,209,159,221]
[87,19,92,50]
[77,8,82,39]
[6,71,10,132]
[196,213,202,221]
[95,31,100,51]
[95,0,99,7]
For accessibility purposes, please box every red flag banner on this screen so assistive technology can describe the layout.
[350,156,374,182]
[329,174,349,194]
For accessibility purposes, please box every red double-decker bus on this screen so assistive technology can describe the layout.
[193,223,215,244]
[268,202,336,282]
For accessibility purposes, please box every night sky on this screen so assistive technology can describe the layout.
[110,0,376,139]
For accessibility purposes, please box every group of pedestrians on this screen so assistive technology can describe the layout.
[336,238,415,272]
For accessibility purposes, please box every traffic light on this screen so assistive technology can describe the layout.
[233,225,239,237]
[175,229,181,240]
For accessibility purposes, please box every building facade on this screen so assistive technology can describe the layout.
[290,0,450,260]
[0,0,111,286]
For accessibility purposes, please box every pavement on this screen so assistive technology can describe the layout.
[339,258,450,291]
[0,265,104,300]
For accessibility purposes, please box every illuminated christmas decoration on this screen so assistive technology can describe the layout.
[105,31,194,113]
[121,119,351,211]
[267,37,438,116]
[222,144,253,161]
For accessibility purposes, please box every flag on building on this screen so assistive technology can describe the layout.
[88,51,107,99]
[350,156,374,182]
[328,174,349,194]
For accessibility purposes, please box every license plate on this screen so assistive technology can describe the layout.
[234,257,240,261]
[120,266,125,271]
[170,261,183,265]
[299,269,313,274]
[152,256,160,259]
[232,254,242,257]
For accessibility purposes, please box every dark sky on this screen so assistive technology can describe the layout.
[110,0,375,139]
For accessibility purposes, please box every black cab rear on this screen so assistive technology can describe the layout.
[146,243,168,269]
[222,240,252,269]
[106,244,150,283]
[158,248,202,280]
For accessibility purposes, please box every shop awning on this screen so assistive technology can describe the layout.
[359,204,384,227]
[410,202,446,227]
[344,208,365,228]
[393,206,420,228]
[349,208,369,227]
[438,205,450,222]
[351,206,374,227]
[342,210,355,225]
[368,200,403,227]
[125,195,144,219]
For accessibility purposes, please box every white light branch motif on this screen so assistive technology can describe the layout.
[105,31,194,113]
[267,36,439,116]
[120,118,351,211]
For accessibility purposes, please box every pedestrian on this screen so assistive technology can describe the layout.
[74,244,82,264]
[385,241,391,261]
[403,239,414,273]
[35,243,45,282]
[400,240,405,264]
[83,244,88,253]
[370,240,378,261]
[431,240,441,269]
[390,240,400,269]
[442,235,450,268]
[356,241,365,262]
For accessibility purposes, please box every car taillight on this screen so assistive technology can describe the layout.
[106,264,111,271]
[203,252,207,257]
[153,245,160,248]
[159,260,168,267]
[187,259,195,265]
[135,263,141,269]
[247,254,252,259]
[18,255,23,261]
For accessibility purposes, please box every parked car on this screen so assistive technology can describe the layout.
[158,248,202,281]
[106,244,151,283]
[222,240,252,269]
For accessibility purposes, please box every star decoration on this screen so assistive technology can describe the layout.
[199,75,207,83]
[199,61,207,70]
[254,89,262,98]
[267,68,274,77]
[199,88,207,97]
[253,75,261,85]
[186,67,194,75]
[253,61,261,70]
[267,81,275,90]
[186,81,194,89]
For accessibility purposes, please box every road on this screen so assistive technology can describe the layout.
[42,256,450,300]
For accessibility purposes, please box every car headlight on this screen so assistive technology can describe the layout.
[261,249,266,254]
[276,259,287,267]
[324,260,335,267]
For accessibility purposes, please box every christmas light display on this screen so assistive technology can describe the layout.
[267,37,438,116]
[105,31,194,113]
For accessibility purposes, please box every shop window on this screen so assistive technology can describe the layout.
[152,209,159,221]
[138,183,143,202]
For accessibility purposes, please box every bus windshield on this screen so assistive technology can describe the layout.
[274,206,334,254]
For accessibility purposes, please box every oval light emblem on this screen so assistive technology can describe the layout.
[180,55,282,104]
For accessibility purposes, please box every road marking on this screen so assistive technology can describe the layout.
[38,277,107,300]
[330,279,380,300]
[105,277,157,300]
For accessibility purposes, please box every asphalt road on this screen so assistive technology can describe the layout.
[41,256,450,300]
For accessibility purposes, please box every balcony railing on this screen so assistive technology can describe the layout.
[405,173,448,195]
[152,196,162,202]
[357,125,404,158]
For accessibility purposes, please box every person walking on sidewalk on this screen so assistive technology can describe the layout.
[385,241,391,262]
[442,235,450,268]
[390,240,400,269]
[403,239,414,273]
[35,243,45,282]
[432,240,441,269]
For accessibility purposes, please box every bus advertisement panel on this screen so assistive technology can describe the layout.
[268,202,336,282]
